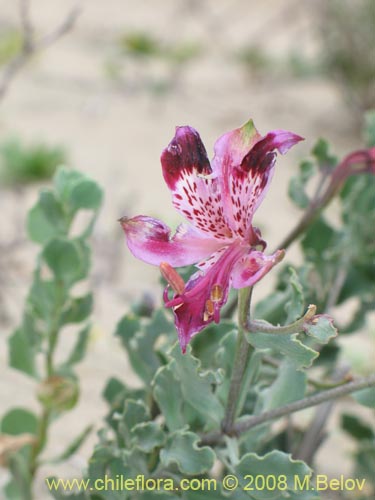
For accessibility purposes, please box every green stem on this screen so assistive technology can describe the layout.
[246,304,316,335]
[31,280,65,475]
[30,409,50,477]
[201,373,375,446]
[222,287,253,434]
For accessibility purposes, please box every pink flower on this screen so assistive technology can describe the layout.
[121,120,303,352]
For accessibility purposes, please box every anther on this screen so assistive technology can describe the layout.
[210,284,223,302]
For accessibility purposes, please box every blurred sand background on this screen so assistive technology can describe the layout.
[0,1,373,498]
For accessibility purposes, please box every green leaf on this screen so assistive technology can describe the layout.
[69,179,103,211]
[60,294,93,325]
[160,430,215,475]
[303,316,338,344]
[120,400,150,444]
[248,332,319,370]
[152,365,184,432]
[191,321,234,370]
[285,267,304,323]
[167,343,224,425]
[288,160,316,209]
[261,360,307,410]
[39,191,67,232]
[1,408,38,435]
[352,387,375,409]
[115,310,173,384]
[47,425,94,463]
[234,450,312,500]
[43,238,89,286]
[364,109,375,147]
[62,325,91,367]
[341,414,374,441]
[102,378,127,406]
[27,200,62,245]
[8,326,38,378]
[5,452,33,500]
[312,138,337,168]
[131,422,165,452]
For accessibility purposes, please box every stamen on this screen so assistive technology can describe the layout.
[203,299,214,321]
[210,284,223,302]
[159,262,186,295]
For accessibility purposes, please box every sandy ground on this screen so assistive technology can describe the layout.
[0,1,373,498]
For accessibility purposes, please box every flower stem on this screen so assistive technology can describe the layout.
[201,373,375,446]
[222,287,253,434]
[246,304,316,335]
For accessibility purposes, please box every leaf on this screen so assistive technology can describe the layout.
[303,315,338,344]
[167,343,224,425]
[364,109,375,147]
[352,387,375,409]
[341,414,374,441]
[131,422,165,452]
[248,332,319,370]
[312,138,337,169]
[60,294,93,325]
[119,400,150,445]
[43,238,90,286]
[102,378,127,406]
[1,408,38,436]
[301,216,337,258]
[115,310,173,384]
[288,160,316,209]
[62,325,91,367]
[160,430,215,475]
[69,179,103,211]
[5,452,33,500]
[27,195,65,245]
[152,365,184,432]
[47,425,94,463]
[44,425,94,464]
[261,360,307,410]
[39,191,67,232]
[234,450,312,500]
[285,267,304,323]
[28,276,64,322]
[8,326,38,378]
[191,321,235,370]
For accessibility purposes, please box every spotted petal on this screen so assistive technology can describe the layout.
[121,215,224,267]
[213,121,304,239]
[161,126,233,240]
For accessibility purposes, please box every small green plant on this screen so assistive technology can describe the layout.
[1,168,103,499]
[0,139,67,186]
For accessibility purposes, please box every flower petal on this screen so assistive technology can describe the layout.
[164,241,246,352]
[161,126,232,240]
[213,120,303,239]
[120,215,224,267]
[231,249,285,289]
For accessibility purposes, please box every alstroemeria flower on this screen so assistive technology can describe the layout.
[121,120,303,352]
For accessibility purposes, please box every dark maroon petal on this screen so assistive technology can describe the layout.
[161,126,232,240]
[240,130,304,175]
[161,126,212,190]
